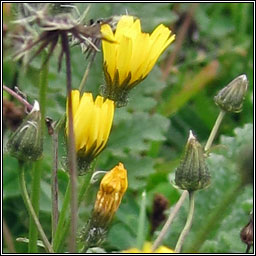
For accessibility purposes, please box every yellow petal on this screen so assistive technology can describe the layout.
[116,35,132,85]
[66,90,80,134]
[95,98,114,155]
[73,93,93,151]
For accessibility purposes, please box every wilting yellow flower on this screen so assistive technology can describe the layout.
[66,90,114,174]
[78,163,128,249]
[93,162,128,227]
[123,242,175,253]
[101,15,175,106]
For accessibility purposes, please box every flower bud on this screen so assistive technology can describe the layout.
[175,131,211,191]
[93,162,128,227]
[240,212,253,247]
[79,163,128,251]
[6,101,43,162]
[214,74,248,113]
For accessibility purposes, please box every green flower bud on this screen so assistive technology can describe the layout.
[214,74,248,113]
[6,101,43,162]
[175,131,211,191]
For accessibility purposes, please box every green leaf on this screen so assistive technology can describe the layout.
[108,112,170,157]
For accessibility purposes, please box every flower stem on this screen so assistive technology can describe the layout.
[53,180,70,252]
[78,59,93,92]
[61,32,78,253]
[3,84,33,111]
[152,190,188,251]
[186,181,243,253]
[246,244,252,253]
[51,129,59,239]
[54,171,93,252]
[175,191,195,253]
[28,162,42,253]
[28,52,48,253]
[136,190,147,250]
[204,110,226,152]
[18,163,54,253]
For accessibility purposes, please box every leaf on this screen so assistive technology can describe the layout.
[108,112,170,157]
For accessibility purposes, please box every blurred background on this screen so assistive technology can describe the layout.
[3,3,253,253]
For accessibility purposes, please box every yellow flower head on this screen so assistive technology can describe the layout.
[123,242,175,253]
[93,162,128,227]
[66,90,114,174]
[101,15,175,106]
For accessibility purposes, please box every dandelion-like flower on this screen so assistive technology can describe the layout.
[66,90,114,174]
[101,15,175,106]
[93,162,128,226]
[123,242,175,253]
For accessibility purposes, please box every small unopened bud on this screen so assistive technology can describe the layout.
[175,131,211,191]
[214,74,248,113]
[240,213,253,247]
[6,101,43,162]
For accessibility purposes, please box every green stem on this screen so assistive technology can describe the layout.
[175,191,195,253]
[18,164,54,253]
[204,110,226,152]
[55,171,93,253]
[39,52,48,134]
[136,190,147,250]
[28,162,42,253]
[53,180,71,252]
[186,181,243,253]
[3,85,33,111]
[51,130,59,240]
[78,60,93,92]
[152,190,188,251]
[28,52,48,253]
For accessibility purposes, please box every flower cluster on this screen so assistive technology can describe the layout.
[6,8,177,253]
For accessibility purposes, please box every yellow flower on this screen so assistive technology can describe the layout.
[123,242,175,253]
[78,163,128,249]
[101,15,175,106]
[93,162,128,227]
[66,90,114,174]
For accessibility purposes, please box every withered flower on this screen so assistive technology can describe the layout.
[12,3,111,67]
